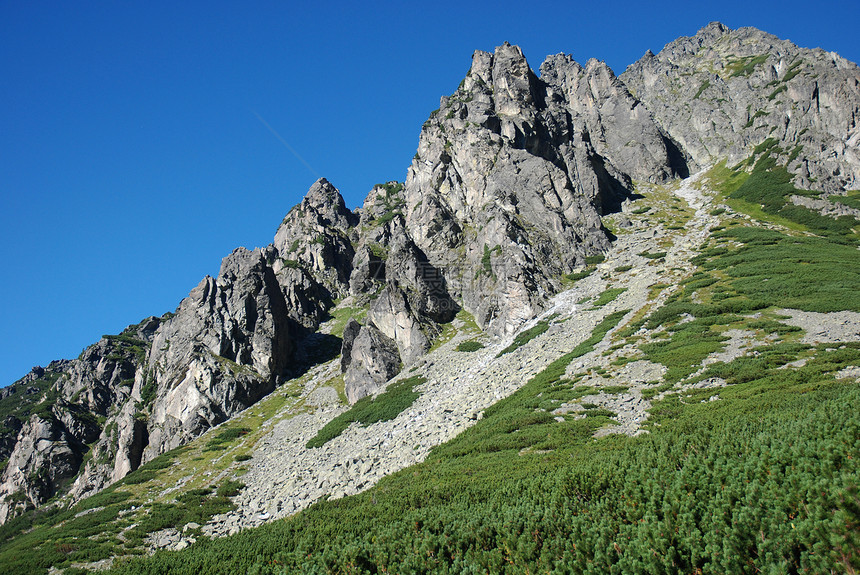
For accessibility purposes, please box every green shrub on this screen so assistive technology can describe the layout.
[306,376,426,448]
[139,377,157,406]
[726,53,768,77]
[110,313,860,575]
[638,251,666,260]
[456,340,484,352]
[591,288,627,308]
[730,154,859,236]
[565,268,593,281]
[216,480,245,498]
[703,228,860,312]
[496,321,550,357]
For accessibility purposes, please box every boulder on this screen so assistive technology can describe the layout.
[343,324,401,404]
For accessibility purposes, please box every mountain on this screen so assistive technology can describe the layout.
[621,22,860,192]
[0,23,858,574]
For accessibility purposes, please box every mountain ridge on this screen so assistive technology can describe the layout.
[0,22,858,573]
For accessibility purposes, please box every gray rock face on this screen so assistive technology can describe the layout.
[340,318,362,373]
[144,247,293,457]
[273,178,358,298]
[368,283,436,366]
[0,322,160,521]
[402,42,679,334]
[539,55,689,181]
[621,22,860,191]
[0,414,84,523]
[343,323,401,403]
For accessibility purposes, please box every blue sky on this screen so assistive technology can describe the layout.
[1,1,858,386]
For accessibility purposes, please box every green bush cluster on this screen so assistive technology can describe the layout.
[640,223,860,383]
[565,268,593,282]
[590,287,627,308]
[832,190,860,211]
[0,370,63,437]
[306,376,426,448]
[496,320,550,357]
[203,427,251,452]
[730,154,859,237]
[0,466,244,574]
[456,340,484,352]
[725,53,768,77]
[703,227,860,312]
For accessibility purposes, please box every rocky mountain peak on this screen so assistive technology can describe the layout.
[273,179,358,297]
[2,26,859,538]
[698,21,730,41]
[491,42,538,115]
[293,177,357,231]
[622,22,860,191]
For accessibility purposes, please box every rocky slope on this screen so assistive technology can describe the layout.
[0,22,858,533]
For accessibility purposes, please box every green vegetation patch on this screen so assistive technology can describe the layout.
[437,309,629,458]
[729,152,859,237]
[0,370,63,436]
[203,427,251,452]
[590,287,627,308]
[306,376,426,448]
[565,268,593,282]
[116,447,184,487]
[725,53,768,77]
[834,190,860,211]
[496,320,550,357]
[456,340,484,352]
[124,479,244,547]
[702,227,860,312]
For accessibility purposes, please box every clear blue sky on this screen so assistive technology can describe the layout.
[1,1,857,386]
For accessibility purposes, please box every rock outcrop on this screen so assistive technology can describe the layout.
[343,322,401,403]
[273,178,359,300]
[401,42,683,334]
[621,22,860,192]
[0,329,154,522]
[142,241,303,457]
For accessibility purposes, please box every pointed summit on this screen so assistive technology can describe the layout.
[283,178,358,233]
[302,178,348,213]
[699,21,729,37]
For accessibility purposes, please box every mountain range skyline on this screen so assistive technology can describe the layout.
[2,1,859,387]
